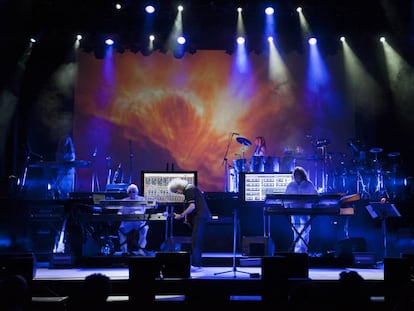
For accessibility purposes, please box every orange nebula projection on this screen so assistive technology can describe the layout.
[74,50,353,192]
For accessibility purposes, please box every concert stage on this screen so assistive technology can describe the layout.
[2,193,413,309]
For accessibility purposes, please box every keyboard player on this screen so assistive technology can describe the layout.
[118,183,150,256]
[284,166,318,253]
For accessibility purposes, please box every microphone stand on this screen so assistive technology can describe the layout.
[222,133,235,192]
[19,151,31,194]
[214,207,251,278]
[91,149,100,192]
[20,145,43,194]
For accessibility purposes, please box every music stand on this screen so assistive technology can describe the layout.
[214,207,251,278]
[366,202,401,258]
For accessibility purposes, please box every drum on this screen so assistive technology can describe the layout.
[233,158,247,172]
[280,156,295,172]
[228,168,238,192]
[250,156,265,172]
[264,156,280,172]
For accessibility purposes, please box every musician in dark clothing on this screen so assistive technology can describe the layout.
[167,178,212,271]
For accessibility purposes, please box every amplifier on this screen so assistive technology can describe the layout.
[242,236,274,256]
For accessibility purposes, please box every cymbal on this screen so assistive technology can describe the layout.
[369,147,383,154]
[236,137,252,146]
[387,151,400,157]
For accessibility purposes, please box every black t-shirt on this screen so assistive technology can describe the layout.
[183,184,212,220]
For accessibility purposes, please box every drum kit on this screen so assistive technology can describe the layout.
[226,134,406,200]
[232,136,280,174]
[332,146,407,200]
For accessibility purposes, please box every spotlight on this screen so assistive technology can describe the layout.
[236,36,245,45]
[265,7,274,15]
[177,36,186,45]
[105,38,114,46]
[308,37,317,45]
[145,5,155,14]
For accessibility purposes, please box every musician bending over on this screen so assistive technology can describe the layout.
[118,184,149,256]
[167,178,212,271]
[285,166,318,253]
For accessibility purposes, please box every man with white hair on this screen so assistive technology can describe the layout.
[118,183,148,256]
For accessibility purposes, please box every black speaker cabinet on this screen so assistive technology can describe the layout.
[242,236,274,256]
[156,251,191,278]
[265,252,309,279]
[384,257,412,307]
[128,256,159,303]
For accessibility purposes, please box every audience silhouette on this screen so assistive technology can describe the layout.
[68,273,112,310]
[0,273,31,311]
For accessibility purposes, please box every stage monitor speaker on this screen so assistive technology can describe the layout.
[383,257,412,306]
[270,252,309,279]
[128,256,159,303]
[384,257,411,284]
[0,253,36,281]
[242,236,274,256]
[336,237,367,265]
[261,255,291,307]
[156,251,191,278]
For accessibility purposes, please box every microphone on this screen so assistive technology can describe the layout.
[232,132,239,136]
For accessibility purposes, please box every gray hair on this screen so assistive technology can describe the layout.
[126,183,139,193]
[167,178,189,193]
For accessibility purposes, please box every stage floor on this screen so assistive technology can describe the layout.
[34,252,384,281]
[34,265,384,281]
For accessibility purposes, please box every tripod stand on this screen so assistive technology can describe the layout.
[214,207,251,278]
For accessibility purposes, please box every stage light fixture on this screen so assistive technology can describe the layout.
[308,37,317,45]
[265,7,274,15]
[177,36,186,45]
[105,38,114,46]
[145,5,155,14]
[236,36,245,45]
